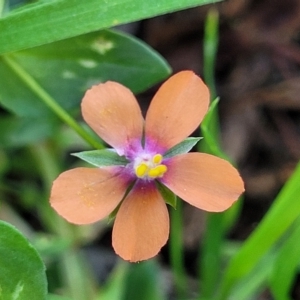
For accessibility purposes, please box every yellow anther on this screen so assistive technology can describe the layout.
[157,164,167,175]
[152,154,163,164]
[134,154,167,179]
[135,163,149,178]
[148,165,167,178]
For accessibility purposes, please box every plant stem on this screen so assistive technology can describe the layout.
[199,214,224,299]
[198,8,225,300]
[203,7,220,142]
[170,199,187,299]
[3,55,103,149]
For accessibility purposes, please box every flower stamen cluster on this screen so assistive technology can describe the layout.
[134,153,167,179]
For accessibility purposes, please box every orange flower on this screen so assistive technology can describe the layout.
[50,71,244,262]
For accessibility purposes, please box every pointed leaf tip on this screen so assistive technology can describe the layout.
[72,149,129,167]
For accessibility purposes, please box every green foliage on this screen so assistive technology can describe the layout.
[0,221,47,300]
[269,216,300,300]
[72,149,129,167]
[200,97,226,159]
[122,261,164,300]
[219,161,300,299]
[96,263,127,300]
[0,29,170,118]
[156,180,177,208]
[164,137,202,158]
[0,0,221,54]
[0,115,57,148]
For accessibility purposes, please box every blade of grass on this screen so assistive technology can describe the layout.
[269,216,300,300]
[0,0,222,54]
[228,251,275,300]
[218,161,300,299]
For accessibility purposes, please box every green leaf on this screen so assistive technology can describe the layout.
[0,115,58,148]
[0,29,170,117]
[156,180,177,208]
[219,160,300,299]
[72,149,129,167]
[163,137,202,159]
[228,251,275,300]
[269,216,300,300]
[0,0,222,54]
[200,97,228,159]
[0,221,47,300]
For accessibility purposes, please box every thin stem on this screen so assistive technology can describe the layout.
[203,8,220,144]
[3,55,103,149]
[199,214,225,299]
[198,8,225,300]
[203,8,219,100]
[170,199,187,300]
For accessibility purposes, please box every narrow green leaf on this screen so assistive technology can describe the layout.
[219,161,300,299]
[0,221,47,300]
[72,149,129,167]
[156,180,177,208]
[0,29,170,117]
[203,8,219,99]
[228,251,275,300]
[163,137,202,159]
[201,97,219,129]
[269,216,300,300]
[200,97,227,159]
[0,0,222,54]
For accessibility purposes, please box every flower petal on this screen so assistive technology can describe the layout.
[161,153,244,212]
[81,82,144,155]
[50,167,131,224]
[145,71,209,152]
[112,182,169,262]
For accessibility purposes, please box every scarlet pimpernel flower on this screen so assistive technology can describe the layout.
[50,71,244,262]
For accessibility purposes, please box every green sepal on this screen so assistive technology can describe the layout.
[108,181,136,222]
[72,149,128,167]
[108,202,122,223]
[156,181,177,209]
[163,137,202,159]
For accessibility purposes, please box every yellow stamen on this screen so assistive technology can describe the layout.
[135,163,149,178]
[134,153,167,179]
[148,165,168,178]
[152,154,163,164]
